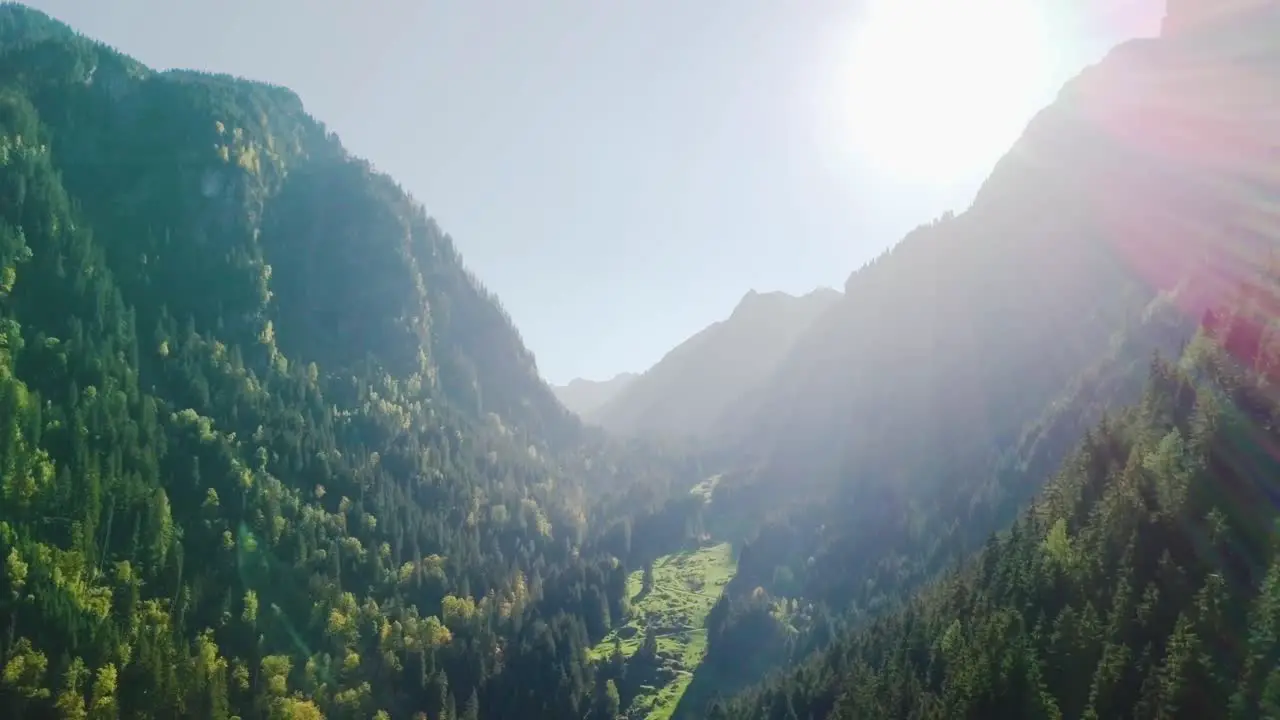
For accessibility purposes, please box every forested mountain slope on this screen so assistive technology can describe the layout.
[589,288,840,439]
[552,373,637,419]
[0,5,707,718]
[723,265,1280,719]
[8,0,1280,718]
[691,2,1280,715]
[707,0,1280,622]
[671,292,1188,718]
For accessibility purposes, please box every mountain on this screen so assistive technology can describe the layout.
[552,373,637,418]
[588,287,841,439]
[724,269,1280,719]
[709,0,1280,608]
[6,0,1280,718]
[0,5,709,719]
[693,1,1280,715]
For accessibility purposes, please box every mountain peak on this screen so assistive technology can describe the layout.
[588,286,842,438]
[553,373,638,418]
[731,286,840,319]
[564,372,637,389]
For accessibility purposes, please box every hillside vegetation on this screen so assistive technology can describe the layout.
[690,2,1280,714]
[724,265,1280,719]
[714,0,1273,627]
[6,0,1280,719]
[0,5,710,718]
[589,544,735,719]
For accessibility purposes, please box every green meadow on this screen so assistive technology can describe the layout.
[591,542,736,719]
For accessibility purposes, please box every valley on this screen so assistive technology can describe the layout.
[1,0,1280,719]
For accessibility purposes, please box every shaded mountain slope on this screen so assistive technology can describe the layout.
[0,35,579,450]
[669,291,1189,719]
[0,5,705,719]
[723,266,1280,719]
[710,2,1280,618]
[590,287,841,439]
[683,4,1280,716]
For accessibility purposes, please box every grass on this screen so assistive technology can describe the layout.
[590,542,736,719]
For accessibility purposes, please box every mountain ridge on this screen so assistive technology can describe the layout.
[0,6,709,718]
[716,10,1280,573]
[6,1,1280,719]
[686,3,1280,715]
[724,268,1280,718]
[552,372,638,418]
[586,285,841,439]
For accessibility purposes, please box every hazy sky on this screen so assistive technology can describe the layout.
[25,0,1164,384]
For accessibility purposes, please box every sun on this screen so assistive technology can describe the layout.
[838,0,1056,184]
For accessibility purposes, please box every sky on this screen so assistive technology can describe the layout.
[25,0,1165,384]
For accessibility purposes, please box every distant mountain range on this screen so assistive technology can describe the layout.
[555,287,840,439]
[552,372,638,417]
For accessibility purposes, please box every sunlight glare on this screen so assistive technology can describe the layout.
[839,0,1056,184]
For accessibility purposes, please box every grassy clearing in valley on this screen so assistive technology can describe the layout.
[591,542,736,719]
